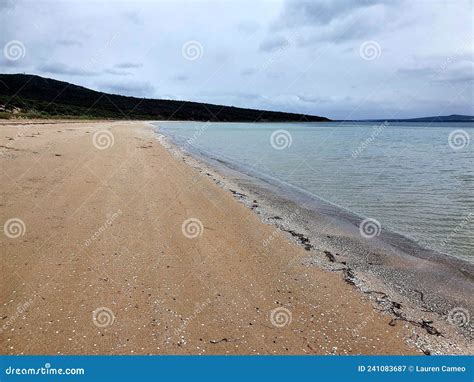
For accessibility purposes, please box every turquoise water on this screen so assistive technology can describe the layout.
[155,121,474,262]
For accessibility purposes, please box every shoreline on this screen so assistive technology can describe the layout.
[0,120,470,355]
[152,121,473,352]
[157,120,474,264]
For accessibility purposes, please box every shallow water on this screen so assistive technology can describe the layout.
[154,121,474,262]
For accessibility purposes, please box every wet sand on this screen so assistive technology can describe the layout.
[154,122,474,354]
[174,140,474,341]
[0,120,467,355]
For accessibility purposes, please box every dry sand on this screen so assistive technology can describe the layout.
[0,120,420,355]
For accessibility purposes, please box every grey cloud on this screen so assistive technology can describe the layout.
[266,72,281,79]
[115,62,143,69]
[0,0,16,11]
[397,67,433,77]
[272,0,403,44]
[104,68,132,76]
[259,36,289,52]
[123,11,143,25]
[236,20,260,34]
[197,91,262,103]
[298,14,383,44]
[0,57,27,69]
[296,94,327,104]
[174,75,189,82]
[37,63,98,76]
[443,61,474,83]
[214,52,230,64]
[57,39,83,47]
[240,68,256,76]
[398,59,474,84]
[276,0,394,28]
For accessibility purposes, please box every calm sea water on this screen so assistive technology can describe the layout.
[155,121,474,262]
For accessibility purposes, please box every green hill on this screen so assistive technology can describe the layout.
[0,74,329,122]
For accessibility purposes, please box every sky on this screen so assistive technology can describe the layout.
[0,0,473,119]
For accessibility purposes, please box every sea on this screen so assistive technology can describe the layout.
[154,121,474,263]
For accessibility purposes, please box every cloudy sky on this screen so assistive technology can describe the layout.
[1,0,473,119]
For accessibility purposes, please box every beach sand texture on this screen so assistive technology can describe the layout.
[1,120,423,354]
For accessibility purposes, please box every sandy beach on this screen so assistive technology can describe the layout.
[0,120,469,355]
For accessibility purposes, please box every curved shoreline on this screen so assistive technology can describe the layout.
[152,122,473,352]
[1,120,425,355]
